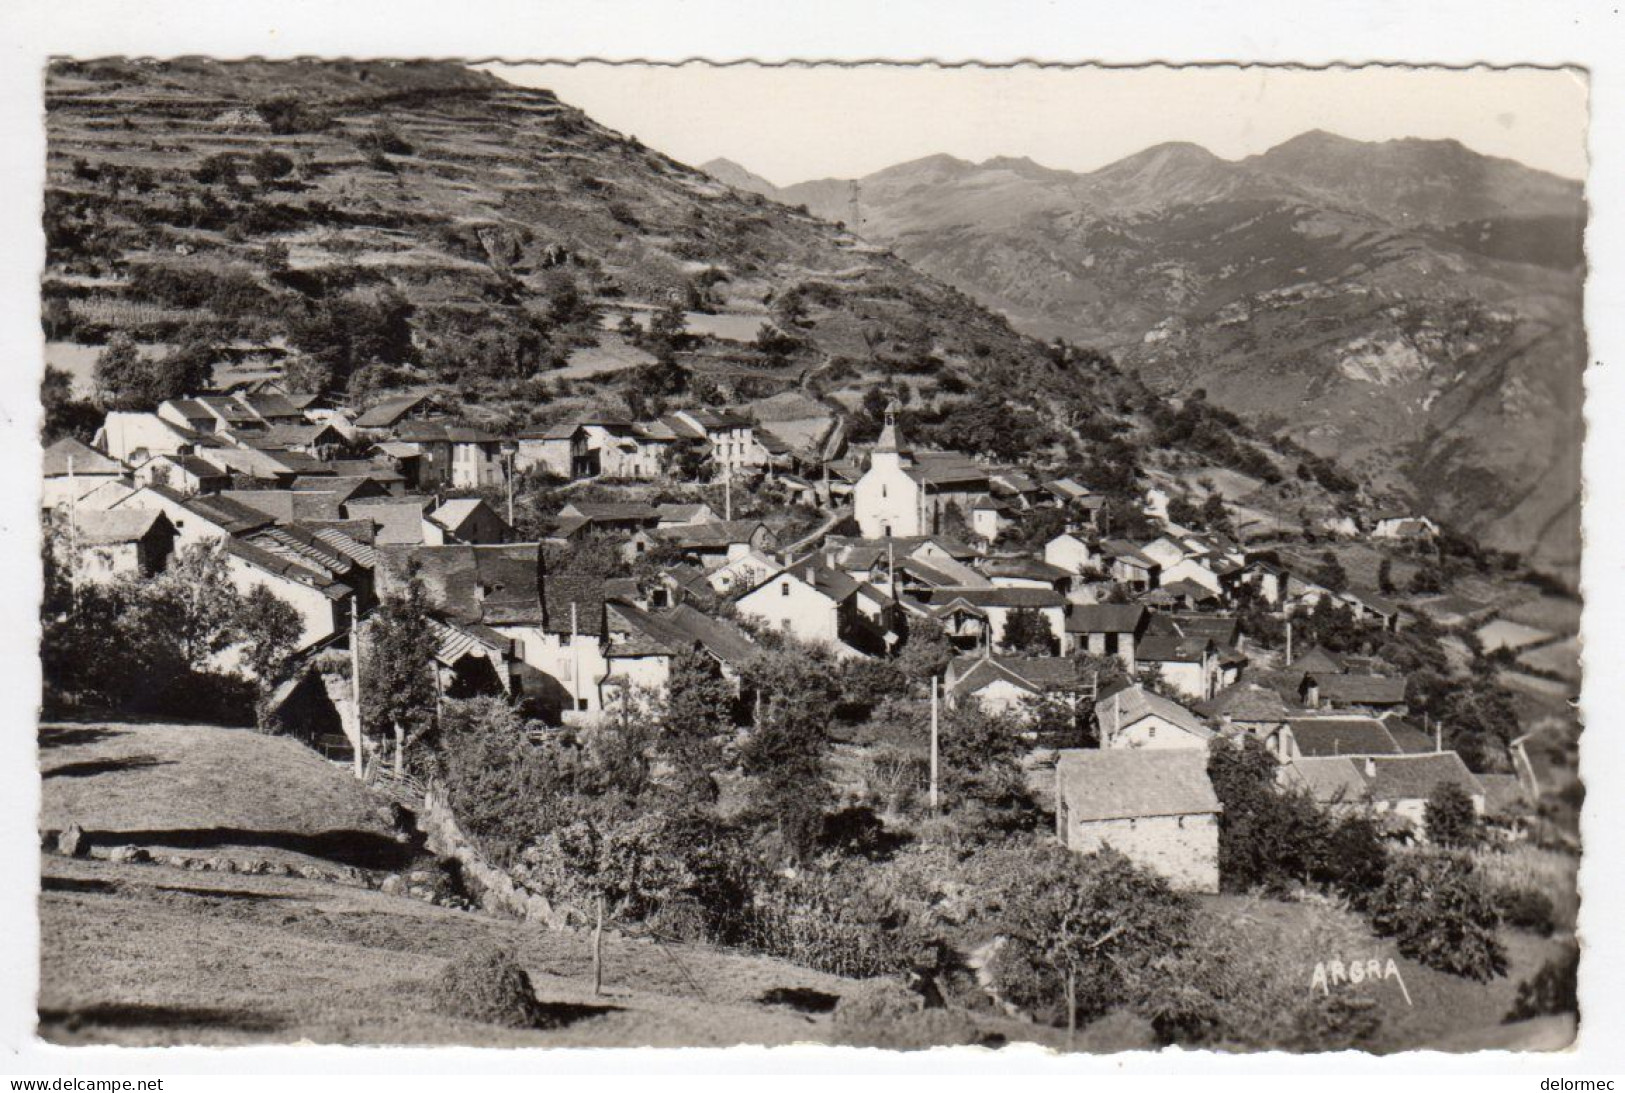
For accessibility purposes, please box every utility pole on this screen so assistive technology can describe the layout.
[505,445,516,527]
[724,467,733,522]
[929,675,940,816]
[1284,619,1293,665]
[570,601,582,719]
[349,597,364,779]
[65,454,79,614]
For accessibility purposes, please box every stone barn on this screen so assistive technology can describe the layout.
[1054,748,1223,892]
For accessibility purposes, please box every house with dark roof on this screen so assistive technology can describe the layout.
[1100,539,1161,591]
[1300,672,1408,713]
[977,555,1073,593]
[374,543,612,724]
[391,420,507,490]
[1281,751,1485,837]
[1095,683,1214,750]
[68,508,177,582]
[1054,748,1222,892]
[1199,681,1293,742]
[945,653,1084,721]
[42,437,126,509]
[428,497,514,545]
[1062,603,1148,668]
[735,557,893,658]
[604,601,759,703]
[224,535,353,648]
[917,586,1066,652]
[345,496,439,546]
[352,393,434,431]
[131,452,229,497]
[1278,716,1402,761]
[637,519,777,569]
[109,484,275,546]
[556,500,661,532]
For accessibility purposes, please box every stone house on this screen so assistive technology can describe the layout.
[1094,683,1215,750]
[1054,748,1223,892]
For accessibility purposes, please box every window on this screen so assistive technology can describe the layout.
[881,484,887,498]
[560,633,572,646]
[577,698,590,711]
[781,582,791,597]
[1148,724,1157,739]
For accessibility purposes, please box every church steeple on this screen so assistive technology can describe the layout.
[875,398,903,455]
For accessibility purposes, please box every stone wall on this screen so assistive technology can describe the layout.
[1063,811,1220,893]
[417,786,570,929]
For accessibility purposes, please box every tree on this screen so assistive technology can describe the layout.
[1207,735,1328,894]
[660,646,732,805]
[92,333,147,409]
[361,572,439,775]
[895,614,954,683]
[1001,607,1059,656]
[740,646,840,861]
[40,365,99,444]
[1312,550,1349,594]
[978,846,1192,1043]
[1377,557,1395,595]
[1424,781,1480,848]
[236,585,303,688]
[939,702,1034,831]
[1367,852,1506,981]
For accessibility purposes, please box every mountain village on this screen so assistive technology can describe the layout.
[43,370,1536,895]
[31,57,1583,1051]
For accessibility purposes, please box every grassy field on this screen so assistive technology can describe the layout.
[34,721,1575,1051]
[39,720,406,872]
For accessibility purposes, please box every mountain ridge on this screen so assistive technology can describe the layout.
[704,133,1585,570]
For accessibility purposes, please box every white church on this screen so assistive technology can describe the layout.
[853,402,989,539]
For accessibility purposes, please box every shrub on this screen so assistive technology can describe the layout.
[1505,944,1579,1022]
[830,982,983,1050]
[430,943,549,1029]
[1366,852,1507,981]
[1493,885,1557,936]
[1425,781,1481,847]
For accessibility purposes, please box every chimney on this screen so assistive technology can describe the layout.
[1305,678,1320,708]
[1364,756,1377,779]
[805,563,816,583]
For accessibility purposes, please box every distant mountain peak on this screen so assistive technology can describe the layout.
[700,157,780,199]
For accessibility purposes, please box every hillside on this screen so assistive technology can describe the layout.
[718,136,1586,573]
[44,58,1368,543]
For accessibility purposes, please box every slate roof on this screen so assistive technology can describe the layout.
[225,538,351,601]
[167,490,276,535]
[1287,716,1402,758]
[43,437,123,477]
[607,602,758,668]
[1290,647,1347,676]
[935,587,1065,609]
[1066,604,1148,634]
[1383,718,1441,754]
[1283,757,1370,805]
[558,501,661,523]
[1095,683,1214,741]
[76,508,171,545]
[1307,673,1408,706]
[1200,682,1291,723]
[353,394,431,429]
[949,654,1083,698]
[979,556,1071,582]
[1135,631,1215,664]
[1365,752,1485,803]
[393,420,500,444]
[1100,539,1159,568]
[347,497,433,545]
[1055,748,1221,823]
[650,520,767,550]
[430,498,498,534]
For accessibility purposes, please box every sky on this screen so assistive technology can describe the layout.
[485,63,1589,187]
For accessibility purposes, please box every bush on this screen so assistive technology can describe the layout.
[430,943,549,1029]
[1425,781,1481,847]
[1493,885,1557,936]
[1367,852,1506,981]
[1505,944,1579,1023]
[829,980,983,1050]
